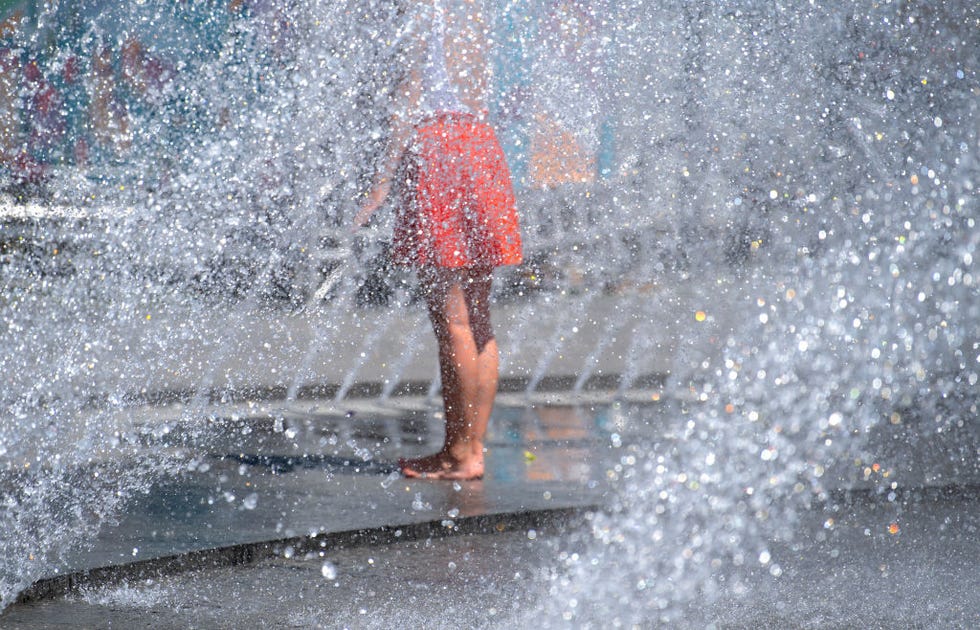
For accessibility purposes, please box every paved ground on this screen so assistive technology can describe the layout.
[1,250,736,409]
[2,398,978,628]
[5,486,978,628]
[7,400,619,602]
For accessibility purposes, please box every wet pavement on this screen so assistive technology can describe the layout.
[707,487,980,629]
[4,486,978,628]
[1,396,978,627]
[11,399,621,602]
[4,525,577,629]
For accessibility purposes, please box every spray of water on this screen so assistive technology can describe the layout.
[0,0,403,606]
[526,1,978,624]
[0,0,976,618]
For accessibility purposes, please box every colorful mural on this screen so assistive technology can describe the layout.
[0,1,28,174]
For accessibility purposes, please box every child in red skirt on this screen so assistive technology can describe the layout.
[353,1,521,480]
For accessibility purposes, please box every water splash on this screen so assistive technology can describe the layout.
[0,0,977,617]
[525,0,978,624]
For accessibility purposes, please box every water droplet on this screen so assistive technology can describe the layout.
[381,472,400,489]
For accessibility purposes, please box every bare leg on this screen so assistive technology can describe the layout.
[401,266,498,480]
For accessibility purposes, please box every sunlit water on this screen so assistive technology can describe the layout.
[1,0,977,621]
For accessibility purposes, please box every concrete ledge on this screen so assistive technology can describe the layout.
[21,485,980,605]
[17,506,596,605]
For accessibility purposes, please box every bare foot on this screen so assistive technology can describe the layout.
[399,450,484,480]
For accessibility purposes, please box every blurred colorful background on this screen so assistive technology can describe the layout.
[0,0,614,196]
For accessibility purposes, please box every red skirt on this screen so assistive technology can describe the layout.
[392,113,523,268]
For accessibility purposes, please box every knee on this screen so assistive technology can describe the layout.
[444,301,472,335]
[444,318,473,347]
[457,316,495,353]
[467,302,495,351]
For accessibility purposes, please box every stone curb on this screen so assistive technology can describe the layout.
[16,505,598,606]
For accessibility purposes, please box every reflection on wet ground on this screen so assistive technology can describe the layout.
[5,489,979,628]
[4,398,980,626]
[20,400,636,585]
[206,399,644,486]
[7,395,979,624]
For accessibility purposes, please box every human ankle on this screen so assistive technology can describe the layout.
[446,440,483,462]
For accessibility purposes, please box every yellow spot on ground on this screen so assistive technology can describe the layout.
[695,311,707,322]
[888,523,900,535]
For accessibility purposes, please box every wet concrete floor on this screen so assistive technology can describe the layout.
[3,399,978,627]
[51,400,616,574]
[4,489,978,629]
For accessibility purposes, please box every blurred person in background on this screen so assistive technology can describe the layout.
[354,0,523,480]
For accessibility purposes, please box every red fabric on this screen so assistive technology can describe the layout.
[392,113,522,268]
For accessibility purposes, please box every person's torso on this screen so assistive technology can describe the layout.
[416,0,489,117]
